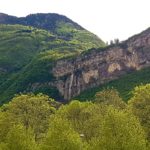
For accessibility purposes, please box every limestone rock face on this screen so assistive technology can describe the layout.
[51,28,150,100]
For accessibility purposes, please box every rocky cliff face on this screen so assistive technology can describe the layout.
[51,28,150,100]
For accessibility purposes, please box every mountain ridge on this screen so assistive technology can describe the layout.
[0,13,150,104]
[0,13,84,33]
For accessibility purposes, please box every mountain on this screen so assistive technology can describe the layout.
[0,13,105,104]
[0,13,105,43]
[37,27,150,101]
[0,13,83,31]
[5,25,149,103]
[0,13,150,105]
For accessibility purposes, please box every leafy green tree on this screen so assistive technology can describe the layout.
[88,107,148,150]
[0,143,7,150]
[0,93,56,141]
[128,84,150,141]
[0,91,149,150]
[49,101,148,149]
[0,108,16,143]
[55,101,122,143]
[77,104,106,142]
[95,88,126,109]
[41,117,85,150]
[2,125,39,150]
[56,101,98,140]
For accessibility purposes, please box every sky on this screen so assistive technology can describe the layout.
[0,0,150,42]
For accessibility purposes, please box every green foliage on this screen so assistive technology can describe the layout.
[55,100,93,136]
[0,91,149,150]
[51,101,148,149]
[0,94,56,141]
[88,107,147,150]
[41,117,84,150]
[56,21,105,48]
[128,84,150,141]
[0,24,53,71]
[95,88,126,109]
[2,125,39,150]
[0,23,105,104]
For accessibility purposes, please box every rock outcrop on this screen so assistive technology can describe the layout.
[51,28,150,100]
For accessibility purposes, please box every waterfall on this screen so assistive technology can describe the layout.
[68,74,74,99]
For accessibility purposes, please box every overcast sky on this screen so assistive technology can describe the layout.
[0,0,150,42]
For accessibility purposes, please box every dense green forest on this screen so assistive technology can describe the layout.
[0,23,105,104]
[0,84,150,150]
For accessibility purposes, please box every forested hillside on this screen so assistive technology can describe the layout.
[0,13,105,104]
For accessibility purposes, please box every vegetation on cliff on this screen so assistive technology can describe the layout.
[76,67,150,101]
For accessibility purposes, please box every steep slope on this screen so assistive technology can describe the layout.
[1,26,150,104]
[0,24,72,84]
[0,13,105,104]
